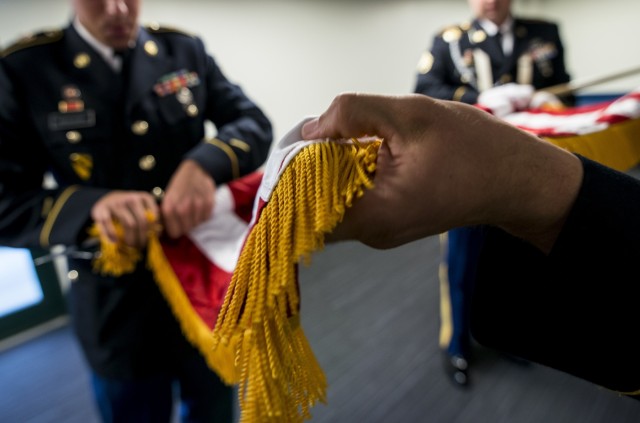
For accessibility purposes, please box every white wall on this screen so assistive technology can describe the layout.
[1,0,639,141]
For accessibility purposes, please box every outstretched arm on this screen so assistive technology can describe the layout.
[302,93,583,253]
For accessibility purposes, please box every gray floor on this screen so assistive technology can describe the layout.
[1,236,640,422]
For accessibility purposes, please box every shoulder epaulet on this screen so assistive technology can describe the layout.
[144,23,195,38]
[1,29,63,58]
[438,23,469,43]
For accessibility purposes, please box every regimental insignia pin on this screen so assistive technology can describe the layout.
[176,87,194,105]
[471,30,487,44]
[175,87,198,117]
[69,153,93,180]
[62,85,81,99]
[59,84,85,113]
[74,53,91,69]
[144,40,158,56]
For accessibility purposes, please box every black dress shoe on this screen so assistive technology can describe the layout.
[443,353,469,387]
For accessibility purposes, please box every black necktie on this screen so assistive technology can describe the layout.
[113,49,132,108]
[114,49,132,74]
[494,31,504,59]
[111,49,132,183]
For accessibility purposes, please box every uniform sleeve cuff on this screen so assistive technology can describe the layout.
[184,138,240,185]
[40,186,110,247]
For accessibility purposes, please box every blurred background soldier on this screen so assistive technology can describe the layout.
[0,0,272,420]
[413,0,572,387]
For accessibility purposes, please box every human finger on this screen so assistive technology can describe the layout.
[90,192,158,247]
[301,92,403,141]
[91,204,118,243]
[122,195,156,246]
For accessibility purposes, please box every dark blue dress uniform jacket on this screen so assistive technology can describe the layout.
[414,18,572,103]
[473,157,640,395]
[415,17,574,362]
[0,24,272,378]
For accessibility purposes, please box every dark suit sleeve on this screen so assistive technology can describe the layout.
[471,156,640,394]
[0,57,107,249]
[184,37,272,185]
[414,35,479,104]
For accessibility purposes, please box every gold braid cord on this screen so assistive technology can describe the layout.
[212,139,381,422]
[88,213,239,382]
[89,221,143,276]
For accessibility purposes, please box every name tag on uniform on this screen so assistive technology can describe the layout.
[48,110,96,131]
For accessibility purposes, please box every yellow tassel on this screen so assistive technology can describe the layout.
[146,235,239,383]
[88,213,240,382]
[88,221,142,276]
[213,139,381,422]
[86,139,381,422]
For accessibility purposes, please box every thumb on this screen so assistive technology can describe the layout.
[301,117,321,139]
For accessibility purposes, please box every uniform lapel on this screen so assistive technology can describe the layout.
[125,28,171,112]
[507,20,531,76]
[485,19,525,83]
[470,20,505,86]
[472,20,504,64]
[498,47,517,79]
[65,25,120,99]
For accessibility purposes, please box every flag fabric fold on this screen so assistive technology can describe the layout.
[90,171,263,381]
[489,87,640,171]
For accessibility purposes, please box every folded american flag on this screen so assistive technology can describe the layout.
[484,87,640,171]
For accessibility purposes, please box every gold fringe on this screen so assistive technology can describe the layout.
[88,223,141,276]
[87,139,381,422]
[146,236,238,383]
[212,139,381,423]
[88,217,238,382]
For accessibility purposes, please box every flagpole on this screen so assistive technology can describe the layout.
[540,65,640,96]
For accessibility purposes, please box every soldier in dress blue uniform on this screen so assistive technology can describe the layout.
[413,0,573,387]
[0,0,272,421]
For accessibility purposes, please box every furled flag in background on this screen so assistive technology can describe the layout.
[481,86,640,172]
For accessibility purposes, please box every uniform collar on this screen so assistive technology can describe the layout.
[72,17,137,72]
[478,15,514,37]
